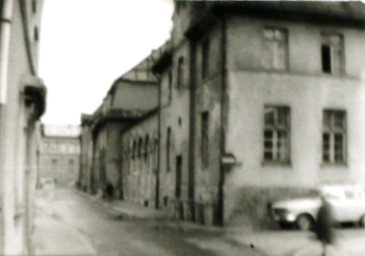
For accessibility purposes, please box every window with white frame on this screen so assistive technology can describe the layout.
[321,34,344,75]
[264,106,290,162]
[262,28,288,70]
[323,110,346,163]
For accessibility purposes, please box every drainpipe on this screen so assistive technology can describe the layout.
[218,14,227,226]
[0,0,14,254]
[152,70,161,209]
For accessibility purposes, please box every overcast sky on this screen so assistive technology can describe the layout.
[39,0,174,125]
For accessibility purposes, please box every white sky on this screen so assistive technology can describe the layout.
[39,0,174,125]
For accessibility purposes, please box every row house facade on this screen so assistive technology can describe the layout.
[0,0,46,253]
[39,124,80,187]
[79,1,365,228]
[79,54,160,199]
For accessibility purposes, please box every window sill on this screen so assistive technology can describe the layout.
[261,161,291,167]
[320,162,348,168]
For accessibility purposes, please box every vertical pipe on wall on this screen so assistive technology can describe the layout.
[218,14,227,226]
[188,40,197,217]
[0,0,14,253]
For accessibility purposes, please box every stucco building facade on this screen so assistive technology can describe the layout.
[79,54,159,199]
[0,0,46,254]
[79,1,365,228]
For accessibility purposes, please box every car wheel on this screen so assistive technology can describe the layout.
[296,214,313,230]
[359,215,365,228]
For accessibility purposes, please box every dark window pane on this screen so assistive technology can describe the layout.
[334,134,344,162]
[322,45,332,73]
[265,111,274,126]
[264,130,273,139]
[334,112,345,130]
[277,109,288,126]
[264,151,273,160]
[264,141,273,150]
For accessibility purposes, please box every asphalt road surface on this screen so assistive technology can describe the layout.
[32,187,263,256]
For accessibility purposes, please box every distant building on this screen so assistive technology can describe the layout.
[0,0,46,254]
[39,124,81,187]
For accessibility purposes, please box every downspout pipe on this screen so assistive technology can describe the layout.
[218,13,227,227]
[152,70,161,209]
[0,0,14,254]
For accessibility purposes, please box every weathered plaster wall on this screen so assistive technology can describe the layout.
[158,39,192,220]
[105,121,130,197]
[226,16,365,77]
[223,16,365,226]
[112,83,158,111]
[121,113,158,208]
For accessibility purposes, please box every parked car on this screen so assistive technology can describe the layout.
[271,185,365,230]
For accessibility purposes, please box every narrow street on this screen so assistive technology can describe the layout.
[32,186,263,256]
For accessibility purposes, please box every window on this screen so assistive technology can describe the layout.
[69,159,74,172]
[201,112,209,167]
[264,106,290,162]
[60,144,66,154]
[202,39,209,79]
[138,138,143,158]
[153,139,159,170]
[32,0,37,14]
[68,144,74,154]
[52,159,57,172]
[50,143,56,153]
[132,140,137,159]
[262,28,288,70]
[34,27,39,42]
[321,34,344,74]
[144,135,149,159]
[166,127,171,171]
[168,70,172,102]
[42,142,49,153]
[323,110,346,163]
[177,57,184,89]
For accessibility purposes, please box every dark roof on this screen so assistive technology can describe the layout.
[212,1,365,27]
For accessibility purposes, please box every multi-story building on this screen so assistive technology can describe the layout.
[0,0,46,253]
[154,1,365,227]
[79,55,160,199]
[39,124,80,187]
[80,1,365,228]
